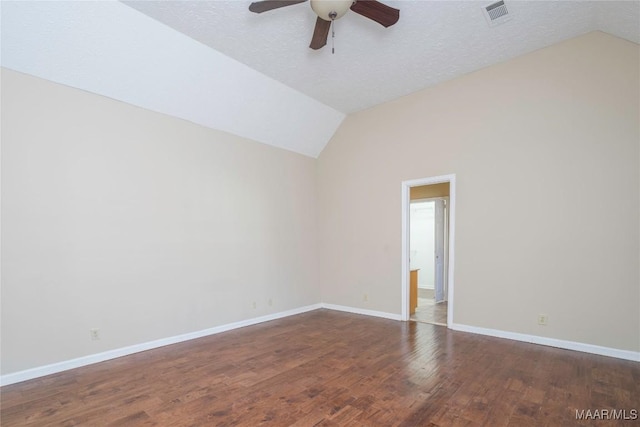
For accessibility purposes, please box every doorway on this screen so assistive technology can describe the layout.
[409,198,449,325]
[401,175,456,326]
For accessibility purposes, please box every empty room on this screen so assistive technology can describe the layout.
[1,0,639,425]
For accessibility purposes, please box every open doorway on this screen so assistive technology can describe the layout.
[409,197,449,325]
[401,175,456,326]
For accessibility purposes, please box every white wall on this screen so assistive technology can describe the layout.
[318,32,640,352]
[1,69,320,375]
[409,201,435,289]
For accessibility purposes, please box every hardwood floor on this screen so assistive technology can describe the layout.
[411,297,448,326]
[2,309,639,426]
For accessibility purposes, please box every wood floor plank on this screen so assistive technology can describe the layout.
[1,310,639,426]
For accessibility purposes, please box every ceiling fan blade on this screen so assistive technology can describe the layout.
[350,0,399,27]
[309,17,331,50]
[249,0,307,14]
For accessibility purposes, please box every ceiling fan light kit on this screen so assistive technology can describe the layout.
[248,0,400,51]
[310,0,354,21]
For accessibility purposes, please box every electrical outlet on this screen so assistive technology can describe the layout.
[268,298,273,306]
[363,293,368,302]
[252,301,257,309]
[537,314,548,326]
[90,328,100,340]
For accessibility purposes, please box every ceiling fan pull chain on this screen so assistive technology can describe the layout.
[331,19,335,54]
[327,10,337,54]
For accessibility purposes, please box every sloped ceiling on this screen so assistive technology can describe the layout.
[0,0,344,158]
[124,0,640,114]
[2,1,639,158]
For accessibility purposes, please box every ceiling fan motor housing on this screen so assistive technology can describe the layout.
[311,0,355,21]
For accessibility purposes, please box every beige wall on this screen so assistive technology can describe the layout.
[2,30,639,377]
[410,183,450,200]
[318,32,640,352]
[1,69,320,374]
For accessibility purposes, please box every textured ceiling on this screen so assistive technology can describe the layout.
[2,1,638,158]
[124,0,640,114]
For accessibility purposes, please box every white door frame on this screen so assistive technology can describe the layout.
[401,174,456,325]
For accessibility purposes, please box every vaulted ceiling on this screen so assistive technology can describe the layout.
[2,1,638,157]
[125,0,640,113]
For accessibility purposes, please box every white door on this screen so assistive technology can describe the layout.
[434,199,446,303]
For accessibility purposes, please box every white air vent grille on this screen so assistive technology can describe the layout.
[482,1,512,27]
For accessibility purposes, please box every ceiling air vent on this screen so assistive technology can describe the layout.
[482,1,512,27]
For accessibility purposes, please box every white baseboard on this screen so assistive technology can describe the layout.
[320,303,402,321]
[0,303,322,387]
[450,323,640,362]
[4,305,636,386]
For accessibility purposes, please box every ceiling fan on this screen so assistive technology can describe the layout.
[248,0,400,50]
